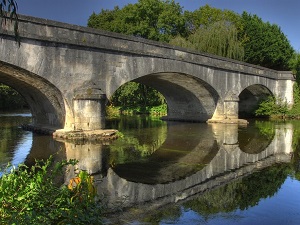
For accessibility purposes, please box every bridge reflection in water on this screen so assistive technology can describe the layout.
[61,121,292,217]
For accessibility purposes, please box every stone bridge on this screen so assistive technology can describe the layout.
[0,15,295,131]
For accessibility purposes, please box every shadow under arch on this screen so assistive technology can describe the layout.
[134,72,220,122]
[0,61,69,129]
[239,84,273,118]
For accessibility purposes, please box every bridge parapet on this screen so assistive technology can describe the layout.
[1,15,294,81]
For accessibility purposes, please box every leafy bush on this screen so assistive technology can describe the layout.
[149,104,167,115]
[109,82,165,109]
[0,156,104,225]
[255,96,288,118]
[106,104,167,117]
[287,83,300,118]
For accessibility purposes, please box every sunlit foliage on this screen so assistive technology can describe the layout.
[240,12,294,70]
[88,0,186,42]
[0,156,103,225]
[109,81,166,114]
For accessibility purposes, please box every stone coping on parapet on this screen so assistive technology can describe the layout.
[207,118,249,125]
[53,129,118,143]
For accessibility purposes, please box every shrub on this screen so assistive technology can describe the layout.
[255,96,288,118]
[0,156,104,225]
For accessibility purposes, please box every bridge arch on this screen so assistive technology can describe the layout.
[238,84,273,118]
[0,61,70,129]
[0,15,295,130]
[119,72,221,122]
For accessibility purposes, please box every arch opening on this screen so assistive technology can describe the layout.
[0,83,28,111]
[0,62,67,129]
[239,84,273,118]
[107,80,166,116]
[108,72,220,122]
[134,73,220,122]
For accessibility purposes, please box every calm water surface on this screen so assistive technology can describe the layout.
[1,112,300,224]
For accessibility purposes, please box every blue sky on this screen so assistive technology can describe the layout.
[17,0,300,51]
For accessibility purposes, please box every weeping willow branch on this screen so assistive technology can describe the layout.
[0,0,19,42]
[170,20,244,61]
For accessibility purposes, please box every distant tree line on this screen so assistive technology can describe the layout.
[88,1,294,70]
[88,0,299,115]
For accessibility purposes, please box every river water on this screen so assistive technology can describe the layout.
[1,112,300,224]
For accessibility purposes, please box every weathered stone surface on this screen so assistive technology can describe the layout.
[53,129,118,143]
[0,15,295,131]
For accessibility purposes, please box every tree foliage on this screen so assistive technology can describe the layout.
[110,81,165,109]
[0,0,17,20]
[0,84,27,110]
[240,12,294,70]
[289,52,300,81]
[183,4,243,33]
[170,20,244,60]
[255,96,288,117]
[90,2,294,69]
[88,0,186,42]
[170,5,245,60]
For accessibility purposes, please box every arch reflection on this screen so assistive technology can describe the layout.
[97,122,292,210]
[61,119,293,211]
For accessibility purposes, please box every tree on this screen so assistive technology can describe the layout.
[170,20,244,60]
[88,0,187,42]
[109,81,165,109]
[240,12,294,70]
[0,84,27,109]
[170,5,244,60]
[183,4,243,34]
[289,52,300,81]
